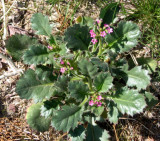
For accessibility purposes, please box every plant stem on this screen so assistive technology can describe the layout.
[87,77,92,90]
[97,38,102,56]
[92,44,97,53]
[79,97,88,107]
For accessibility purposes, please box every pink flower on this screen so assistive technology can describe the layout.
[89,29,94,33]
[104,24,109,28]
[91,39,97,44]
[97,102,102,107]
[107,27,113,34]
[67,62,70,65]
[60,67,66,73]
[89,100,94,106]
[70,67,73,70]
[97,95,102,100]
[94,101,98,105]
[60,60,64,64]
[100,31,106,37]
[47,46,53,50]
[90,32,96,38]
[96,19,102,24]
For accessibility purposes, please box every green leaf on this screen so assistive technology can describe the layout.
[41,100,61,118]
[23,45,54,65]
[86,118,110,141]
[31,13,52,36]
[51,105,84,132]
[68,81,89,102]
[69,125,86,141]
[55,75,70,92]
[79,16,94,28]
[91,57,108,72]
[110,87,146,116]
[78,59,98,78]
[94,72,113,93]
[64,24,91,51]
[26,103,51,132]
[106,21,140,53]
[107,101,119,124]
[124,66,151,90]
[5,34,38,61]
[144,92,158,108]
[16,69,55,103]
[35,66,56,81]
[90,106,104,117]
[129,57,157,73]
[100,2,120,25]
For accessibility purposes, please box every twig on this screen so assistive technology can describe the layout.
[0,0,17,21]
[119,117,155,135]
[129,52,138,66]
[113,124,119,141]
[0,53,23,79]
[56,132,68,141]
[1,0,7,42]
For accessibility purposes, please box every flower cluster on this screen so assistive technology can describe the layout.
[89,95,103,107]
[60,59,73,74]
[89,19,113,44]
[47,45,53,50]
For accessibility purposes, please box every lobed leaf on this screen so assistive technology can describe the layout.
[100,2,120,25]
[144,92,158,108]
[26,103,51,132]
[123,66,151,90]
[107,101,119,124]
[31,13,52,36]
[51,105,84,132]
[105,21,141,53]
[110,87,146,116]
[68,81,89,102]
[5,34,38,61]
[68,125,86,141]
[86,118,110,141]
[55,75,70,92]
[23,45,54,65]
[94,72,113,93]
[91,57,108,72]
[64,24,91,51]
[16,69,55,103]
[78,59,98,78]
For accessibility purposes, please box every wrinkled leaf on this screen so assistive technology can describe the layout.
[129,57,157,73]
[78,59,98,78]
[86,118,110,141]
[78,16,94,28]
[31,13,52,36]
[26,103,51,132]
[69,125,86,141]
[51,105,84,132]
[64,24,91,51]
[94,72,113,93]
[123,66,151,90]
[16,69,55,103]
[5,34,38,61]
[90,106,104,117]
[144,92,158,108]
[91,57,108,72]
[100,2,120,25]
[68,81,89,102]
[110,87,146,116]
[23,45,54,65]
[55,75,70,92]
[107,101,119,124]
[106,21,140,53]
